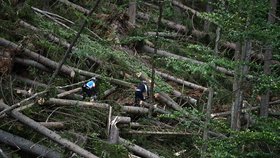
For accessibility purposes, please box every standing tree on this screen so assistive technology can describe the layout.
[204,0,276,130]
[127,0,136,25]
[260,0,278,117]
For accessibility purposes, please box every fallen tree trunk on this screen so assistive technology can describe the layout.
[57,0,90,14]
[72,68,134,88]
[0,38,75,77]
[14,75,83,100]
[19,20,78,51]
[15,103,35,111]
[154,93,182,111]
[143,45,238,76]
[19,20,104,66]
[57,87,81,98]
[45,98,149,114]
[111,116,131,124]
[171,0,201,16]
[0,129,61,158]
[119,137,160,158]
[102,86,117,99]
[140,101,169,114]
[124,130,191,135]
[269,99,280,105]
[211,106,260,118]
[172,90,197,105]
[15,75,48,88]
[0,90,48,116]
[45,98,110,109]
[121,106,149,114]
[155,70,208,91]
[15,57,50,72]
[145,32,184,39]
[0,102,99,158]
[40,122,65,129]
[207,131,227,139]
[170,1,238,51]
[109,116,131,144]
[137,12,207,38]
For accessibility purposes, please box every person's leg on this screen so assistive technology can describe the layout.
[82,87,87,100]
[135,91,140,106]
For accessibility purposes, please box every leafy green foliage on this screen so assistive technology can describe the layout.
[206,117,280,158]
[74,35,172,92]
[87,136,129,158]
[253,74,280,94]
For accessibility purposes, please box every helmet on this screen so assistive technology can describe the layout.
[91,77,97,81]
[142,80,147,84]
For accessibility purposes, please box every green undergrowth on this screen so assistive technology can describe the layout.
[204,117,280,158]
[123,134,197,158]
[87,136,129,158]
[74,34,173,92]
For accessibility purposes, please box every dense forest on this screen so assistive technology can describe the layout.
[0,0,280,157]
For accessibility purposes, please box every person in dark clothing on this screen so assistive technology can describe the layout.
[82,77,97,101]
[134,80,149,105]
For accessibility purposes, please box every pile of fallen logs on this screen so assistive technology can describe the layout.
[2,0,279,157]
[0,5,203,156]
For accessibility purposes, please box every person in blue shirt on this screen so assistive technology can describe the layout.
[82,77,97,101]
[134,80,150,105]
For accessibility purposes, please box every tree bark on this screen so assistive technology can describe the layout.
[45,98,110,109]
[121,106,149,114]
[119,137,160,158]
[57,87,81,98]
[172,90,197,105]
[127,0,136,25]
[143,45,235,76]
[155,70,208,91]
[15,58,50,72]
[214,27,221,55]
[0,129,61,158]
[44,98,150,114]
[203,0,213,32]
[102,86,117,99]
[57,0,90,14]
[0,102,99,158]
[154,93,182,111]
[231,40,251,130]
[211,106,260,118]
[145,32,184,39]
[111,116,131,124]
[109,116,131,144]
[40,122,65,129]
[124,130,191,135]
[140,101,169,114]
[260,0,277,117]
[202,87,213,157]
